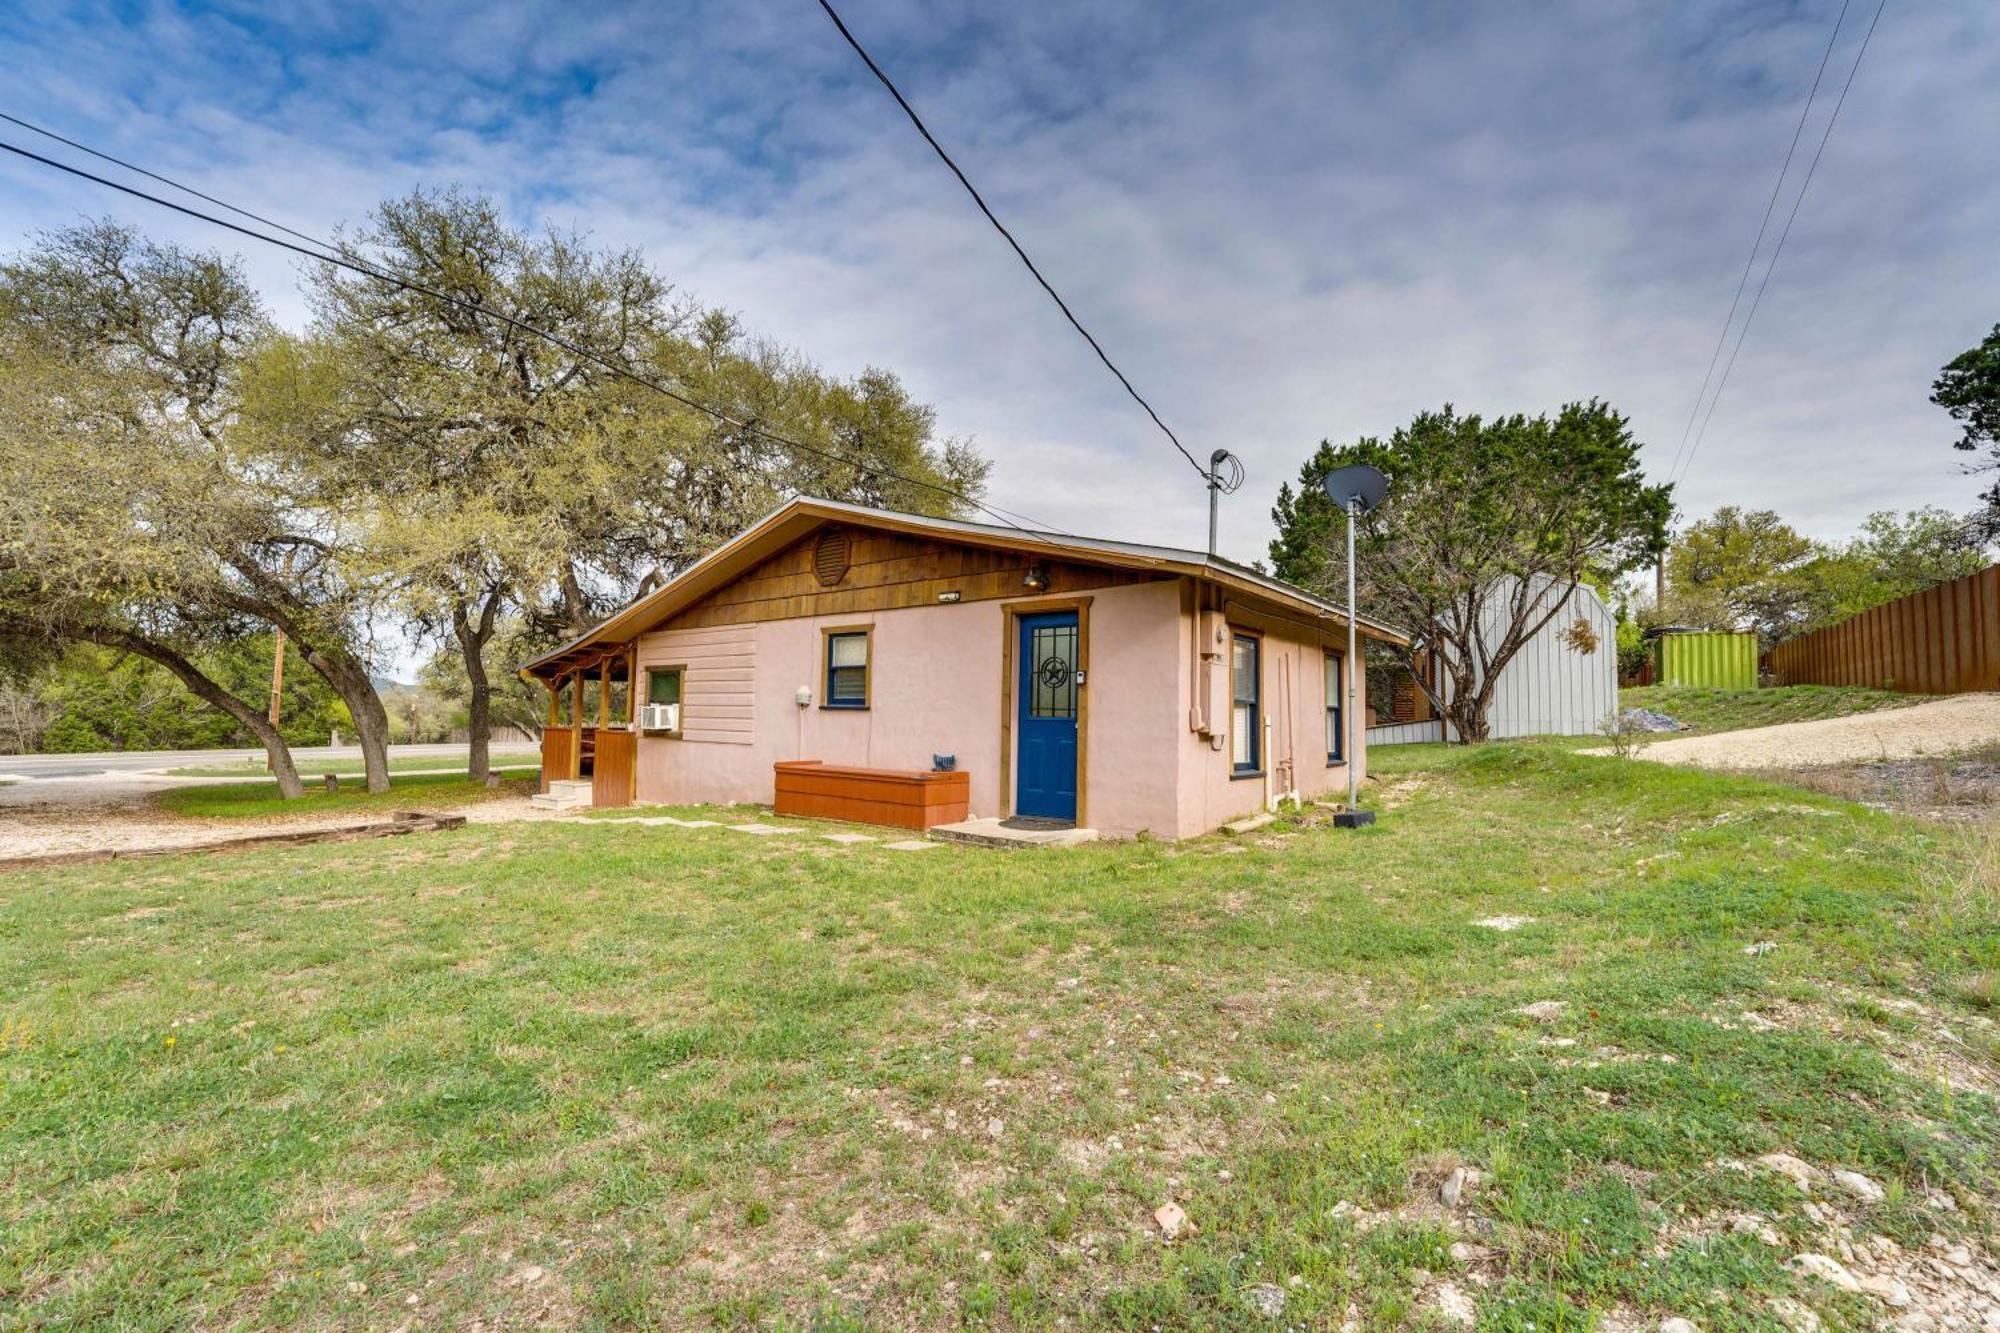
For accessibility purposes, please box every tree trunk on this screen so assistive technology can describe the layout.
[84,629,306,798]
[291,641,392,794]
[451,588,503,784]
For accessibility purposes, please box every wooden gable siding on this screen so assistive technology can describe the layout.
[661,526,1163,631]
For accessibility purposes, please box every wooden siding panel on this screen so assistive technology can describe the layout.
[636,624,758,744]
[663,527,1160,630]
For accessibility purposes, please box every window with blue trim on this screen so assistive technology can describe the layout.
[1324,651,1344,764]
[1231,633,1260,773]
[825,630,870,708]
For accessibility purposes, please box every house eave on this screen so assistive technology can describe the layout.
[520,497,1410,680]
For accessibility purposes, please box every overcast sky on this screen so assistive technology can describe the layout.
[4,0,1997,575]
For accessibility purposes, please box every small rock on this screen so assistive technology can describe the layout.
[1788,1253,1860,1292]
[1659,1319,1700,1333]
[1857,1275,1911,1308]
[1244,1282,1286,1319]
[977,1250,993,1263]
[1892,1313,1936,1333]
[986,1118,1004,1138]
[1945,1245,1974,1267]
[1153,1202,1187,1241]
[1514,1000,1568,1022]
[1832,1169,1885,1202]
[1329,1200,1361,1220]
[1434,1282,1476,1327]
[1744,941,1776,956]
[1449,1241,1475,1264]
[1473,915,1533,931]
[1756,1153,1821,1190]
[1440,1166,1470,1208]
[1769,1297,1822,1333]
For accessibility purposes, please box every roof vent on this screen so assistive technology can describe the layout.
[813,529,852,587]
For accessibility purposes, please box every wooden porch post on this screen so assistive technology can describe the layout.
[627,642,639,724]
[545,678,560,727]
[598,656,610,729]
[569,667,583,780]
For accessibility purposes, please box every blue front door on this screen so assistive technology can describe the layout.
[1016,611,1080,822]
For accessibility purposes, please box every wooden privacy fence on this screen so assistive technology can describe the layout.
[1766,564,2000,694]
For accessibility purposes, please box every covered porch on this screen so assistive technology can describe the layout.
[523,641,639,809]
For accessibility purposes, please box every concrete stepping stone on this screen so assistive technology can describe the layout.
[1223,813,1275,834]
[822,832,876,844]
[725,823,801,836]
[883,839,938,852]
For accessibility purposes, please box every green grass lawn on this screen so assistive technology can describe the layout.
[1623,683,1921,735]
[164,755,542,778]
[151,771,537,820]
[4,746,1996,1329]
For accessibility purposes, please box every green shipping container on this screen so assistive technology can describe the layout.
[1655,631,1758,690]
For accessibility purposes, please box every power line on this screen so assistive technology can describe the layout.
[814,0,1207,480]
[0,129,1073,545]
[1663,0,1851,486]
[0,110,335,252]
[1675,0,1889,487]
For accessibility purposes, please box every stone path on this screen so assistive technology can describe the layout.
[588,814,927,849]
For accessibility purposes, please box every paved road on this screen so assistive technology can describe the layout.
[0,741,539,781]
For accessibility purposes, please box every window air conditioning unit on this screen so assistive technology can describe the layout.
[639,703,680,732]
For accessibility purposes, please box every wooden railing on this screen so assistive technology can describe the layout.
[593,730,636,808]
[1767,564,2000,694]
[540,729,577,791]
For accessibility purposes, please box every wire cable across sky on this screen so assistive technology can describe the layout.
[814,0,1208,481]
[0,123,1075,546]
[1671,0,1890,489]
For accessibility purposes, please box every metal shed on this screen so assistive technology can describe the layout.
[1367,576,1620,744]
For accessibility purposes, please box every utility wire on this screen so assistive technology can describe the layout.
[1675,0,1888,487]
[1663,0,1851,486]
[814,0,1207,479]
[0,110,336,252]
[0,130,1073,545]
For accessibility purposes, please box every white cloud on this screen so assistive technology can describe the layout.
[4,0,1997,575]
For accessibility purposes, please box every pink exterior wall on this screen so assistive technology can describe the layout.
[630,576,1368,839]
[1168,597,1370,840]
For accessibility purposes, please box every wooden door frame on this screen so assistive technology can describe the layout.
[998,595,1092,826]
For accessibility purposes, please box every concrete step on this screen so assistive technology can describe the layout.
[545,779,594,798]
[931,818,1099,849]
[530,789,591,812]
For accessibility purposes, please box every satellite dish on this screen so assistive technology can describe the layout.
[1321,464,1389,514]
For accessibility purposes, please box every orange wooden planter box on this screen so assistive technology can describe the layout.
[773,760,970,830]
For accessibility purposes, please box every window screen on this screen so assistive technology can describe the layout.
[1231,634,1260,772]
[826,631,869,707]
[1324,651,1343,763]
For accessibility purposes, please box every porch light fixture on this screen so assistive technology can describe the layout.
[1318,463,1390,830]
[1022,566,1048,591]
[937,590,962,603]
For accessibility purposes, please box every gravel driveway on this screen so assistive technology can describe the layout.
[1631,693,2000,769]
[0,774,564,861]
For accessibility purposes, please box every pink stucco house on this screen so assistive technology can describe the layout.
[521,497,1406,839]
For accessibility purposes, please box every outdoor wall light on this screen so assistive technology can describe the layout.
[937,590,962,603]
[1022,566,1048,591]
[795,686,813,708]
